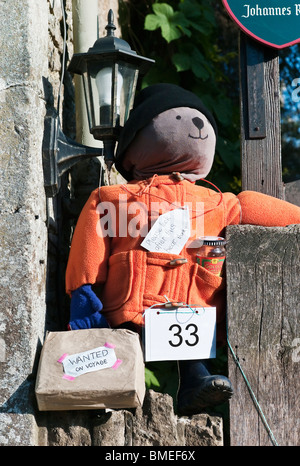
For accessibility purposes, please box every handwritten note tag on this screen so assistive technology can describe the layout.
[58,343,122,380]
[144,307,216,362]
[141,207,190,255]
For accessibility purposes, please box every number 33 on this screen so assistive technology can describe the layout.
[168,323,199,347]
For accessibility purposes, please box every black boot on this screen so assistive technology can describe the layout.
[177,359,233,416]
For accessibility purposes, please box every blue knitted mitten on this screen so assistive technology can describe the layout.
[68,284,109,330]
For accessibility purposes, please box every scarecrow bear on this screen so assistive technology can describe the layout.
[65,83,300,415]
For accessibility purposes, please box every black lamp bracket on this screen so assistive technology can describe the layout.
[42,111,104,197]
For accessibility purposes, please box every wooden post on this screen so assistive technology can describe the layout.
[226,224,300,446]
[239,33,284,199]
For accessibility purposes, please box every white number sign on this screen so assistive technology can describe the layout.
[144,307,216,362]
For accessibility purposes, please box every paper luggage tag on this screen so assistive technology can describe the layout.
[144,306,216,362]
[141,206,190,255]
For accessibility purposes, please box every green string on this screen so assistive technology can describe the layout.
[227,336,279,447]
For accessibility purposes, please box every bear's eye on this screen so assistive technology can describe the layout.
[176,115,181,120]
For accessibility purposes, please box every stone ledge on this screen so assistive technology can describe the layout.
[44,390,223,446]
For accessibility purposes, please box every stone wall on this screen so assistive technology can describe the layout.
[42,390,223,447]
[0,0,49,446]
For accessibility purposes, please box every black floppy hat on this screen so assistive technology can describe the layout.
[115,83,218,181]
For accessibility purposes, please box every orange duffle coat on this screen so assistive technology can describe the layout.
[65,174,300,345]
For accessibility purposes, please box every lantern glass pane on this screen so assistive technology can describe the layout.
[118,61,139,126]
[81,69,96,130]
[93,61,139,126]
[84,60,114,128]
[92,61,139,129]
[82,58,141,138]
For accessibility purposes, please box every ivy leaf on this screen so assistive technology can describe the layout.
[172,52,191,72]
[145,367,161,389]
[153,3,174,17]
[179,0,215,34]
[145,3,184,42]
[172,44,212,80]
[144,13,162,32]
[145,362,179,399]
[191,48,211,80]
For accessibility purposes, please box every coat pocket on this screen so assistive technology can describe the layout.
[188,263,225,307]
[101,251,133,311]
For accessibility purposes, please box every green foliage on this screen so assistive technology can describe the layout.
[145,361,179,400]
[144,2,215,44]
[119,0,241,192]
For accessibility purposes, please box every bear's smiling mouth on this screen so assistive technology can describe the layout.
[188,133,208,140]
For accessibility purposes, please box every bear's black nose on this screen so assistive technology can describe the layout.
[192,117,204,130]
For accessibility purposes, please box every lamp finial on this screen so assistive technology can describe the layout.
[105,10,116,37]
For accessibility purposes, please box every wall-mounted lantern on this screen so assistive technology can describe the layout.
[43,10,154,197]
